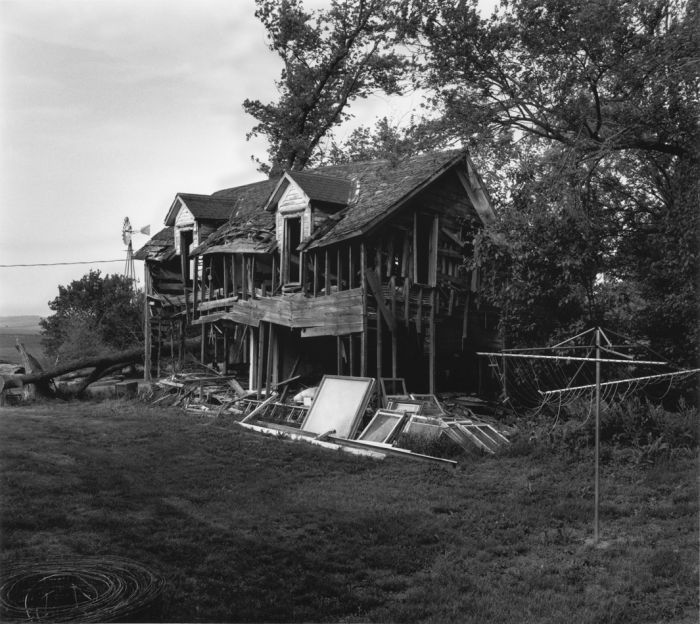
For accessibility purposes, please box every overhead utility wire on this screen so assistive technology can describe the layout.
[0,259,124,267]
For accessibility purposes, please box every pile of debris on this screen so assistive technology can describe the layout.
[146,371,512,467]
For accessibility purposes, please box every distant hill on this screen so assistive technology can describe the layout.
[0,316,43,335]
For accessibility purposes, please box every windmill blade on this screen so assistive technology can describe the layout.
[138,225,151,236]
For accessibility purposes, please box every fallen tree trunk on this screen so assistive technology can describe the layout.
[1,338,200,399]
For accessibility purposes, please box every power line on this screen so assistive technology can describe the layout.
[0,259,125,267]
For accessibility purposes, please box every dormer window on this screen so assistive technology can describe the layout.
[264,171,351,288]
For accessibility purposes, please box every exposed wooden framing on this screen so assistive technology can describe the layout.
[325,249,331,295]
[313,252,318,296]
[201,323,206,363]
[365,269,396,331]
[429,288,436,394]
[348,244,354,289]
[248,327,255,390]
[360,243,367,376]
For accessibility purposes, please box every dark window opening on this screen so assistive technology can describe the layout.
[285,217,302,284]
[180,229,193,283]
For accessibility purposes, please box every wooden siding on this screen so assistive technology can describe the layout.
[195,287,364,336]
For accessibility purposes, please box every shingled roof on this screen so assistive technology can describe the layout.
[133,226,175,261]
[154,149,494,258]
[164,193,241,226]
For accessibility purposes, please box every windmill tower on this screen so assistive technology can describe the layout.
[122,217,150,283]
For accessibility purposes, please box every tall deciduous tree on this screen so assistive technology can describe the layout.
[40,270,143,362]
[244,0,424,175]
[421,0,699,363]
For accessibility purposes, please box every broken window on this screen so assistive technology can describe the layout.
[284,216,302,284]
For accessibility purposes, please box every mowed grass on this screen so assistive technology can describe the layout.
[1,401,697,623]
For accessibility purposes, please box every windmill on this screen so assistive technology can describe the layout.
[122,217,150,282]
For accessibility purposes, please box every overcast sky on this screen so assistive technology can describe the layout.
[0,0,492,318]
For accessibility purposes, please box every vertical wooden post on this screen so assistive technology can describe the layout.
[325,249,331,295]
[313,252,318,296]
[266,323,274,397]
[192,256,199,314]
[248,327,255,390]
[251,257,256,299]
[348,244,354,289]
[271,254,277,295]
[222,256,228,298]
[429,288,436,395]
[201,323,206,364]
[222,326,229,374]
[390,275,397,378]
[360,243,367,377]
[156,318,162,378]
[301,252,307,291]
[349,334,355,376]
[337,248,343,291]
[143,264,152,381]
[404,276,410,328]
[231,255,238,298]
[375,247,383,397]
[256,323,265,399]
[417,287,423,334]
[336,336,342,374]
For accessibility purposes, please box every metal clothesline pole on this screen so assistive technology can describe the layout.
[594,328,601,544]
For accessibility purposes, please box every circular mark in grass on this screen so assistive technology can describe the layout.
[0,556,165,622]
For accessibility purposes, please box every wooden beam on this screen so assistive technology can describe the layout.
[325,249,331,295]
[360,243,367,377]
[143,265,152,381]
[223,325,229,375]
[256,323,265,399]
[313,252,318,297]
[265,322,274,397]
[192,256,199,315]
[348,244,354,289]
[404,277,410,328]
[201,323,206,364]
[390,275,397,378]
[222,255,228,298]
[337,247,343,291]
[337,336,342,374]
[271,253,277,294]
[429,288,436,395]
[364,269,396,332]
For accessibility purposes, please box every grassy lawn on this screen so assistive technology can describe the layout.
[1,401,697,623]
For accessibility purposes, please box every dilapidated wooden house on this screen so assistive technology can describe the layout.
[135,149,501,396]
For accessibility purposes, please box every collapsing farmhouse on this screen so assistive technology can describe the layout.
[135,149,501,397]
